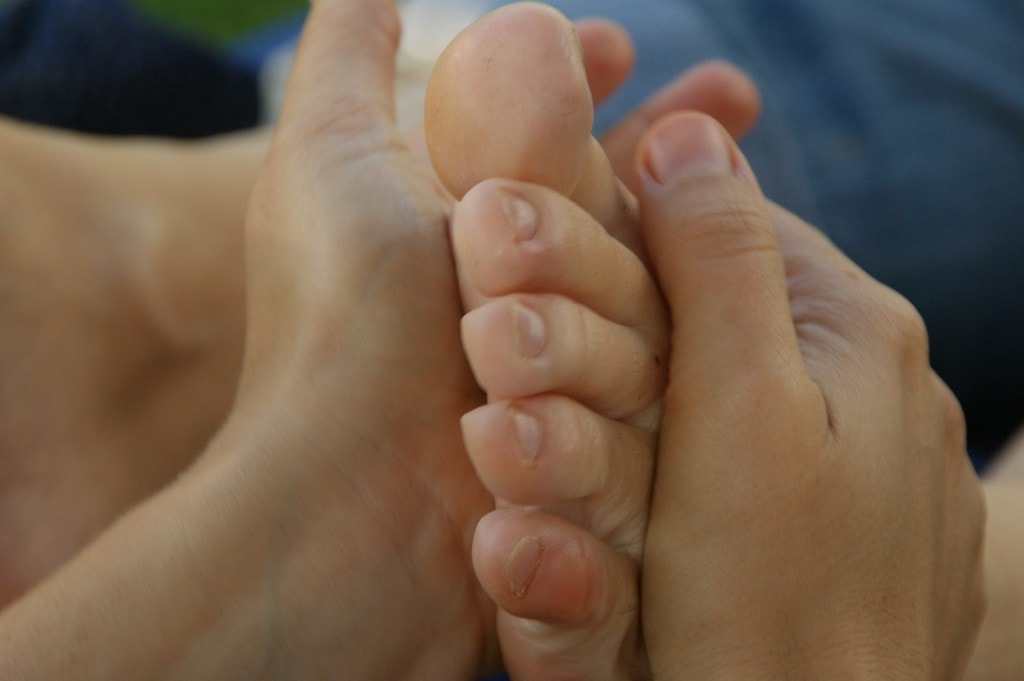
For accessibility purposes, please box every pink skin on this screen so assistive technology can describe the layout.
[427,4,758,680]
[0,8,754,614]
[637,112,985,681]
[0,21,761,681]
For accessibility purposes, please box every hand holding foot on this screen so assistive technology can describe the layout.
[637,113,987,680]
[1,1,497,678]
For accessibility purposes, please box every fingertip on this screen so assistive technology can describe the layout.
[281,0,401,136]
[684,61,762,139]
[602,61,760,195]
[575,17,636,104]
[640,112,739,186]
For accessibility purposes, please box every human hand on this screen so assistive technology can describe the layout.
[0,2,498,674]
[637,112,987,680]
[197,0,509,677]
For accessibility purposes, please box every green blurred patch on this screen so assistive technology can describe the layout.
[129,0,306,43]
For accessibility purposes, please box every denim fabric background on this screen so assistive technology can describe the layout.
[1,0,1019,461]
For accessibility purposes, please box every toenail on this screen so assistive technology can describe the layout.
[513,302,547,358]
[498,188,538,241]
[505,535,544,599]
[512,408,541,467]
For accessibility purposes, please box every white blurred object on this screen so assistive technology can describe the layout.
[260,0,485,131]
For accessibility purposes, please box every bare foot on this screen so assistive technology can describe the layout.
[0,119,262,606]
[0,3,767,678]
[427,5,667,679]
[0,2,758,616]
[0,1,499,675]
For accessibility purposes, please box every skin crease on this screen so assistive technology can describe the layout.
[0,10,758,612]
[0,4,765,680]
[432,8,990,681]
[426,6,666,679]
[637,113,986,681]
[0,2,1015,675]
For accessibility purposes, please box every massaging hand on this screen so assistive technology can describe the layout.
[637,112,988,680]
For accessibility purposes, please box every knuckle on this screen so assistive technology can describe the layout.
[936,377,968,452]
[868,284,930,363]
[679,193,777,265]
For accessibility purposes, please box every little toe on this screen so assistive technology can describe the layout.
[473,510,646,681]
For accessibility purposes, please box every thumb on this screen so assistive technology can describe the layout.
[603,61,761,195]
[277,0,400,147]
[637,112,803,411]
[245,0,450,366]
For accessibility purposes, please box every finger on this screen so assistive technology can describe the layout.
[452,179,665,338]
[576,18,636,105]
[638,112,809,421]
[473,510,644,681]
[278,0,400,144]
[604,61,761,194]
[246,0,455,369]
[462,294,663,421]
[462,396,653,554]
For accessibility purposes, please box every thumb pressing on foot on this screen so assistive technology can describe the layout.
[637,112,801,415]
[244,0,453,393]
[276,0,401,151]
[635,110,812,681]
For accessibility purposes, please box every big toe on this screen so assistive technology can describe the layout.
[424,2,593,199]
